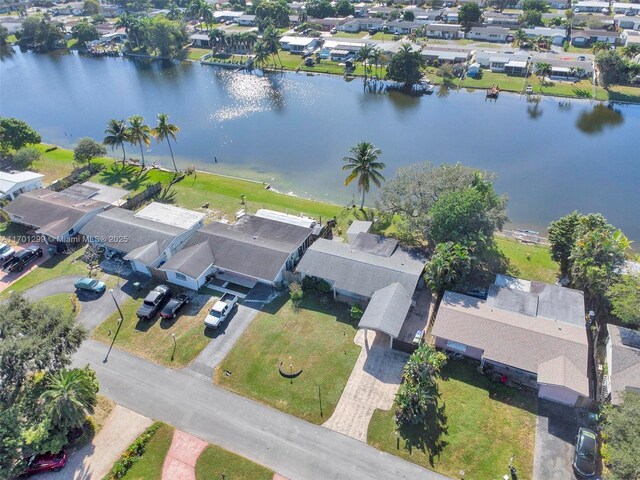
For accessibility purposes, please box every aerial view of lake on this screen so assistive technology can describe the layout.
[2,48,639,239]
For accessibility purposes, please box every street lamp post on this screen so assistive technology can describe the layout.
[104,289,124,363]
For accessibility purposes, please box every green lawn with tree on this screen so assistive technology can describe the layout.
[495,237,559,284]
[216,293,361,424]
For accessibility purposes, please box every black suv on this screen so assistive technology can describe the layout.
[3,245,43,272]
[136,285,172,320]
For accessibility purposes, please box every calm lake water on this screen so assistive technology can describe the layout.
[2,48,639,240]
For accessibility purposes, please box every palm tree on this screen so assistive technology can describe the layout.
[342,141,385,210]
[622,43,640,60]
[297,10,307,24]
[187,0,213,31]
[371,47,383,78]
[127,115,152,168]
[253,40,270,71]
[209,28,225,50]
[103,119,129,165]
[512,29,528,47]
[591,41,609,55]
[152,113,180,172]
[41,369,97,433]
[535,61,552,88]
[262,25,283,67]
[356,45,374,82]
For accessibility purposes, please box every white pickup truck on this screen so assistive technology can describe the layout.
[204,293,238,329]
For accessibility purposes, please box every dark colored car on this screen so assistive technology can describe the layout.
[160,293,190,319]
[3,245,43,273]
[368,28,377,35]
[573,427,597,477]
[74,277,106,294]
[22,450,67,476]
[136,285,171,320]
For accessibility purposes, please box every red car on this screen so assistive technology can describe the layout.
[22,451,67,476]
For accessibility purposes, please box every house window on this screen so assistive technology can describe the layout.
[175,272,187,281]
[446,340,467,352]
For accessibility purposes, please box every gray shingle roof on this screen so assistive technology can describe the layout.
[358,283,412,338]
[432,291,590,396]
[295,238,425,299]
[608,324,640,405]
[161,215,313,283]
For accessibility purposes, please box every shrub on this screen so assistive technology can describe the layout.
[289,282,304,307]
[317,279,332,294]
[302,275,319,291]
[12,147,41,169]
[350,304,363,320]
[104,422,162,480]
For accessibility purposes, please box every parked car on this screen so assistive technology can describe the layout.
[74,277,106,294]
[0,242,15,261]
[304,57,315,66]
[578,55,586,61]
[136,285,172,320]
[330,28,337,34]
[160,293,190,319]
[3,245,43,273]
[573,427,598,477]
[368,28,377,35]
[204,293,238,328]
[22,450,67,476]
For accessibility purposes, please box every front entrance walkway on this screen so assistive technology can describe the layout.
[162,430,208,480]
[323,330,407,442]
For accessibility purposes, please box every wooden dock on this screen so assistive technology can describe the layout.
[486,84,500,99]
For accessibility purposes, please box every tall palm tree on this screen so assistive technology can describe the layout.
[103,119,129,165]
[371,47,383,79]
[535,61,552,89]
[622,43,640,60]
[127,115,152,168]
[187,0,213,31]
[591,41,609,55]
[152,113,180,172]
[41,369,97,433]
[262,25,283,67]
[253,40,270,71]
[512,28,528,47]
[357,45,373,82]
[209,28,225,50]
[342,141,385,210]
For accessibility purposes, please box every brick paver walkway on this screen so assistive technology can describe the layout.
[162,430,208,480]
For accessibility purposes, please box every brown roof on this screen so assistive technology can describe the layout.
[432,291,590,396]
[608,325,640,405]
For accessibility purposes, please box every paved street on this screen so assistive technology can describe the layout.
[73,340,446,480]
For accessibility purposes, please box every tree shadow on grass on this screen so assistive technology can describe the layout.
[98,163,150,191]
[155,186,177,204]
[468,241,514,287]
[397,391,449,467]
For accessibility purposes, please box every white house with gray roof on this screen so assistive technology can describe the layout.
[432,275,592,407]
[0,170,44,201]
[80,202,205,275]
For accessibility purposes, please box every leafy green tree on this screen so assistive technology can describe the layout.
[255,0,290,28]
[342,141,385,209]
[305,0,336,19]
[19,14,64,51]
[152,113,180,172]
[520,10,543,27]
[522,0,548,12]
[127,115,152,168]
[142,16,187,59]
[336,0,355,16]
[487,0,516,11]
[595,50,628,89]
[0,24,9,47]
[12,147,41,169]
[73,137,106,165]
[0,117,41,152]
[424,242,473,296]
[42,368,98,434]
[459,2,482,26]
[0,294,87,407]
[591,41,609,55]
[103,118,129,164]
[606,275,640,326]
[386,43,425,91]
[622,43,640,59]
[83,0,101,16]
[72,20,100,46]
[403,10,415,21]
[548,211,582,277]
[187,0,213,29]
[602,391,640,480]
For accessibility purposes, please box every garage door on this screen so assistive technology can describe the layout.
[538,384,579,406]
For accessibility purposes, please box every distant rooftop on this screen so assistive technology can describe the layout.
[135,202,206,230]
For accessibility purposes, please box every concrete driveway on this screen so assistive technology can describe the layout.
[534,400,581,480]
[323,330,407,442]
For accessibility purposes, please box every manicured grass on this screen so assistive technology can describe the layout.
[122,423,175,480]
[0,221,29,246]
[216,293,360,424]
[367,360,537,480]
[92,291,219,368]
[0,246,92,299]
[187,47,211,60]
[32,145,80,184]
[331,31,368,38]
[276,50,387,78]
[496,237,559,284]
[36,293,79,316]
[606,84,640,103]
[195,445,273,480]
[93,395,116,434]
[369,32,397,41]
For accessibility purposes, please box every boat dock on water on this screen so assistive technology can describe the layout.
[486,84,500,99]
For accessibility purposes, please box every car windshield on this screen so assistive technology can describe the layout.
[87,280,97,287]
[209,309,222,318]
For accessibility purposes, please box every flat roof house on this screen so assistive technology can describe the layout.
[467,26,511,42]
[190,33,211,48]
[424,23,462,39]
[432,275,592,407]
[605,325,640,405]
[2,183,127,243]
[484,12,521,27]
[385,20,420,35]
[0,171,44,201]
[80,202,205,276]
[523,27,567,46]
[160,211,317,293]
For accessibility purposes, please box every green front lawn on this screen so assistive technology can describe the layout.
[36,293,78,316]
[0,246,93,299]
[195,445,273,480]
[216,293,361,424]
[92,291,218,368]
[496,237,559,284]
[368,360,537,480]
[187,47,211,60]
[122,423,175,480]
[330,31,368,38]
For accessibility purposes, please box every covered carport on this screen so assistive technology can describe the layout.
[358,283,412,350]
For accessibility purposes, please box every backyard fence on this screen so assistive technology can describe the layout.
[120,182,162,210]
[48,163,105,192]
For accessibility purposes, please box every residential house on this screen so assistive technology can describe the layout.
[522,27,567,46]
[160,210,318,292]
[549,0,569,8]
[340,17,385,32]
[622,29,640,47]
[467,26,511,42]
[604,325,640,405]
[213,10,243,22]
[368,5,394,18]
[308,17,347,31]
[424,23,462,39]
[323,40,366,61]
[484,12,521,28]
[572,29,622,46]
[574,0,610,13]
[80,202,205,276]
[385,20,420,35]
[612,2,640,14]
[287,37,319,54]
[237,14,256,26]
[616,15,640,31]
[190,33,211,48]
[421,47,471,64]
[475,51,530,74]
[2,182,128,243]
[432,275,592,407]
[415,9,444,24]
[443,8,459,23]
[0,171,44,201]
